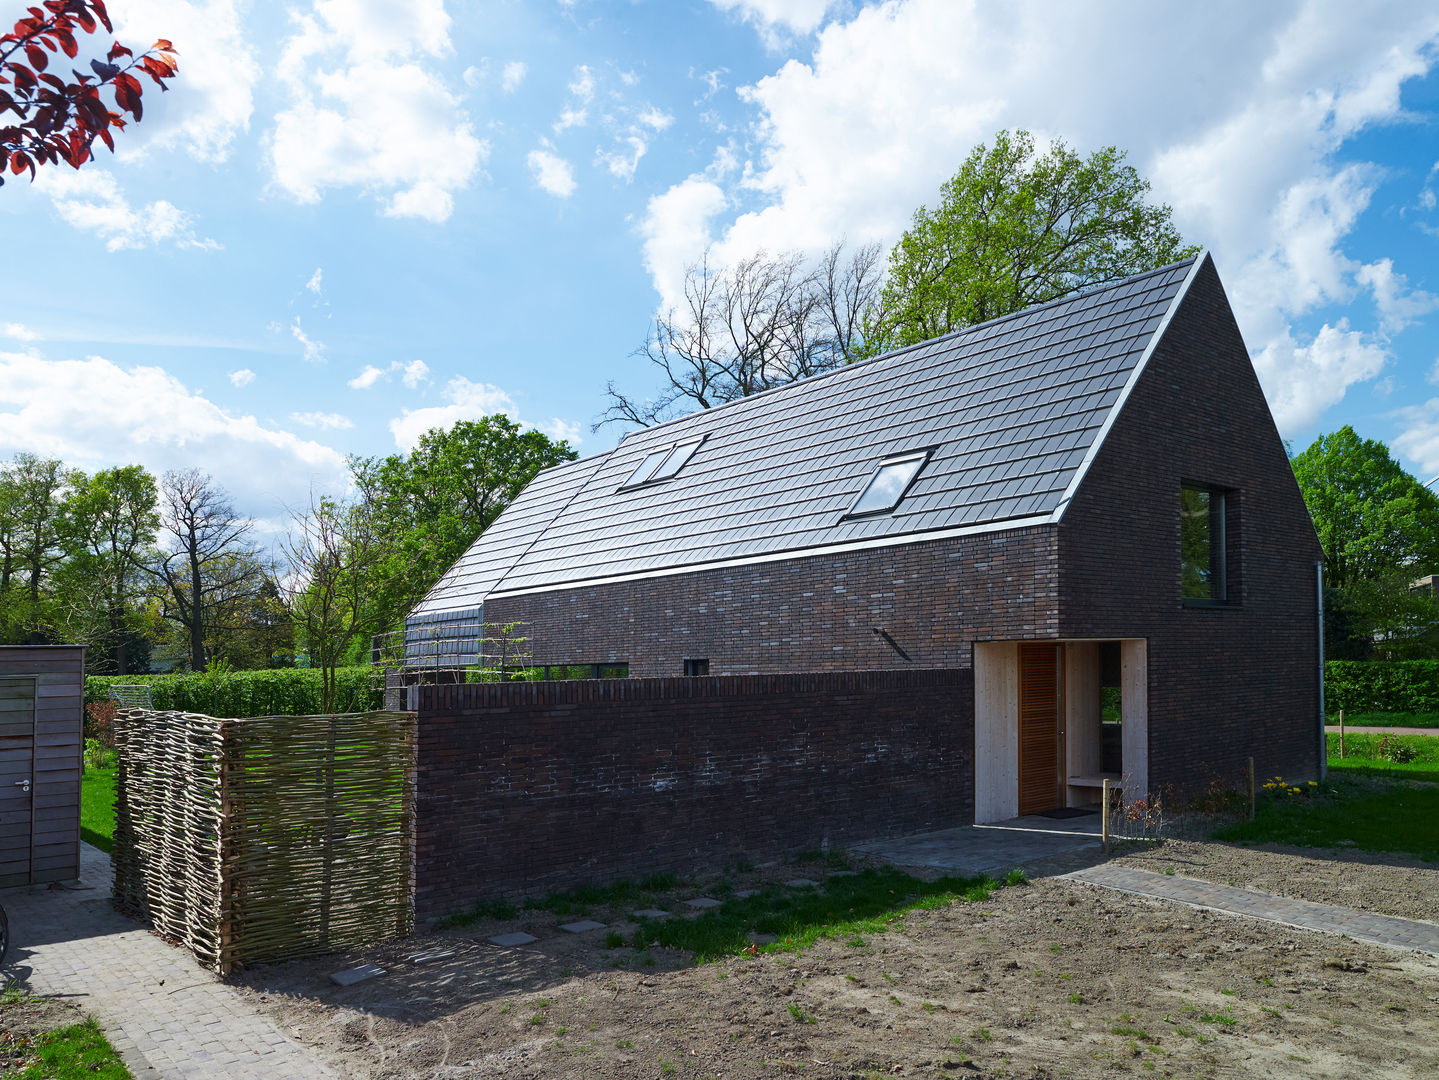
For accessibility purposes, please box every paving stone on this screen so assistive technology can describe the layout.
[631,908,670,919]
[733,890,758,900]
[1065,865,1439,958]
[784,878,819,888]
[683,897,722,909]
[827,871,858,878]
[405,948,457,964]
[559,919,607,934]
[2,842,339,1078]
[487,931,539,947]
[329,963,386,987]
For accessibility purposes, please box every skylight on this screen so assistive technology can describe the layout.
[848,452,929,516]
[619,436,706,489]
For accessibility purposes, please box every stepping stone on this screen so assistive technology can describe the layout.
[559,919,607,934]
[734,890,758,899]
[828,871,858,878]
[406,948,456,964]
[488,931,539,947]
[632,908,670,920]
[684,897,722,909]
[784,878,818,888]
[329,964,385,986]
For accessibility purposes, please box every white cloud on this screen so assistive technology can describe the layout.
[0,350,347,518]
[568,65,596,102]
[109,0,259,163]
[554,106,588,132]
[306,267,324,295]
[1393,398,1439,478]
[644,0,1439,435]
[462,60,488,88]
[501,60,527,93]
[35,169,219,252]
[1252,320,1389,432]
[637,106,674,131]
[401,359,430,388]
[290,317,327,364]
[348,364,386,389]
[268,0,488,222]
[388,375,581,450]
[528,147,577,198]
[598,135,648,182]
[1355,258,1438,336]
[1430,357,1439,385]
[540,417,582,444]
[707,0,833,47]
[1,323,39,342]
[290,410,354,430]
[229,368,255,388]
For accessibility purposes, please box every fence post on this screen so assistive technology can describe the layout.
[1248,756,1255,821]
[1339,708,1345,759]
[1101,778,1110,854]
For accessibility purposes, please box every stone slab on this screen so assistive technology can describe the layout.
[733,890,759,900]
[329,964,386,987]
[559,919,607,933]
[632,908,670,919]
[784,878,818,888]
[487,932,539,947]
[683,897,722,909]
[406,948,457,964]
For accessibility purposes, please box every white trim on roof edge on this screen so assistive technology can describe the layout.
[483,513,1057,600]
[1046,251,1208,524]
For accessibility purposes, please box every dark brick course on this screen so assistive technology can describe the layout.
[414,670,973,921]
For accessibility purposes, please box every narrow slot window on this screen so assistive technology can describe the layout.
[848,452,929,517]
[1181,484,1227,604]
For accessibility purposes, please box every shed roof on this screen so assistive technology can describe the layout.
[411,255,1201,618]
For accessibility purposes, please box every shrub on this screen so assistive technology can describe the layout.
[84,667,382,718]
[84,700,117,746]
[1326,660,1439,714]
[1375,735,1418,764]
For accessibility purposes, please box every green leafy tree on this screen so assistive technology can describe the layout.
[350,416,578,611]
[865,129,1197,354]
[1291,426,1439,591]
[0,453,77,641]
[57,464,160,674]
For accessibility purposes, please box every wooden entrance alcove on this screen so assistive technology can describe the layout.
[0,646,86,887]
[973,639,1148,823]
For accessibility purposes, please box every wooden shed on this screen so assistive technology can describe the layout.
[0,646,85,887]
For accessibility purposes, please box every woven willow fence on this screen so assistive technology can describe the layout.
[112,708,415,974]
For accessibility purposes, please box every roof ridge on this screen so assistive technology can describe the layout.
[628,256,1199,440]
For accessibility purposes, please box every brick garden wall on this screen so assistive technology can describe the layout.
[414,670,972,921]
[483,528,1059,677]
[1058,257,1326,797]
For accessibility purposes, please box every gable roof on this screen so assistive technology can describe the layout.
[411,255,1204,619]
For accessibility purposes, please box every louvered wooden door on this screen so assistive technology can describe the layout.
[0,677,36,887]
[1017,643,1061,817]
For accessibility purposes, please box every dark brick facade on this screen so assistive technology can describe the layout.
[1057,259,1325,794]
[485,527,1059,675]
[414,670,973,921]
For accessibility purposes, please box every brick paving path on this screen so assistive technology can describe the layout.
[2,843,339,1079]
[1066,864,1439,957]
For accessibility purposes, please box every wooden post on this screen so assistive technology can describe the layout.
[1248,756,1255,821]
[1339,708,1345,759]
[1101,777,1110,854]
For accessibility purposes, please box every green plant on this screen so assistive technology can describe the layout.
[1003,868,1028,886]
[85,666,383,718]
[1068,992,1084,1004]
[786,1002,815,1024]
[1375,735,1418,764]
[604,931,624,950]
[973,1028,992,1042]
[1326,660,1439,714]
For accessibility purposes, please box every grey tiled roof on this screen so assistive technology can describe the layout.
[414,258,1197,614]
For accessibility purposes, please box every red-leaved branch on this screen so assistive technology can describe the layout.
[0,0,177,184]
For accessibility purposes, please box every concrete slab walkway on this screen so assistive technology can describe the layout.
[851,813,1107,877]
[1065,864,1439,958]
[1,842,339,1079]
[1325,725,1438,736]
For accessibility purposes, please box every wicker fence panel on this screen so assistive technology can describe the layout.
[113,708,415,974]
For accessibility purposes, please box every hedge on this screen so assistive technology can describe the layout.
[85,667,382,718]
[1325,660,1439,715]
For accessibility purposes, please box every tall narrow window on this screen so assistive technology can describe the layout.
[1181,484,1227,604]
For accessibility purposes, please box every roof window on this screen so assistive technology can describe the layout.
[619,436,706,490]
[847,451,930,517]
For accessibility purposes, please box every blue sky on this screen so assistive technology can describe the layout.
[3,0,1439,530]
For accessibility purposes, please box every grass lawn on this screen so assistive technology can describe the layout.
[0,988,130,1079]
[80,766,116,853]
[1215,772,1439,862]
[1327,710,1439,728]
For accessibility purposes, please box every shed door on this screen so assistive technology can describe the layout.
[0,678,35,887]
[1017,643,1061,816]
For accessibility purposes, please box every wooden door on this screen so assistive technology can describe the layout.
[0,678,35,887]
[1018,643,1061,816]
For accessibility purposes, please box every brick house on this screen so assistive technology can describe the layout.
[408,254,1325,822]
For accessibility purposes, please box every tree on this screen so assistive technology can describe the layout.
[1,1,177,184]
[282,491,412,712]
[0,452,76,641]
[350,416,578,609]
[58,464,158,673]
[865,130,1197,353]
[1291,426,1439,592]
[149,468,263,672]
[598,240,883,428]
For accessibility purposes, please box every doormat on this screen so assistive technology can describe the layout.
[1036,807,1097,819]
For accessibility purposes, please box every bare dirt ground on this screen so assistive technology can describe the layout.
[235,851,1439,1080]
